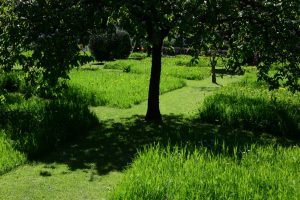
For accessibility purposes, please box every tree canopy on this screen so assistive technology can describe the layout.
[0,0,104,96]
[0,0,299,120]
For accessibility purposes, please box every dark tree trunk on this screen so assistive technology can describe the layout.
[211,56,217,84]
[212,64,216,83]
[145,41,163,122]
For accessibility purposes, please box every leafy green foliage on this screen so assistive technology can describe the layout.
[89,33,114,62]
[0,0,98,96]
[129,52,148,60]
[111,30,132,59]
[111,144,300,200]
[227,1,300,91]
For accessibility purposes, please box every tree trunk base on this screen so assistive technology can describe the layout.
[145,111,162,122]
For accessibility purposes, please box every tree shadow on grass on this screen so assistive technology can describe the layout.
[42,114,299,175]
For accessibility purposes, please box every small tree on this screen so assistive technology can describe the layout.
[187,0,236,84]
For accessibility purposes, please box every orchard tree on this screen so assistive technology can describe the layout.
[0,0,106,97]
[115,0,205,121]
[188,0,299,90]
[227,0,300,91]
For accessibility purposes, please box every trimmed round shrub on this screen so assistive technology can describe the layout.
[89,33,113,62]
[89,30,132,62]
[111,30,132,59]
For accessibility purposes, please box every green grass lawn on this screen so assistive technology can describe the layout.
[0,163,122,200]
[69,69,186,108]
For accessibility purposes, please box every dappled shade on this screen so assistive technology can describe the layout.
[41,115,299,175]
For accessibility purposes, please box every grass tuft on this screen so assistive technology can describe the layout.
[199,73,300,137]
[0,130,26,175]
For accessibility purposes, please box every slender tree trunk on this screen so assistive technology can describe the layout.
[145,41,163,121]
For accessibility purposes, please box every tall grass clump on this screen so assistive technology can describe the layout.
[69,70,186,108]
[199,73,300,137]
[0,130,26,175]
[110,144,300,200]
[1,94,98,159]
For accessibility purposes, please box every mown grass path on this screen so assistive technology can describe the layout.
[0,75,242,200]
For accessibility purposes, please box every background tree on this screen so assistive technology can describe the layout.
[188,0,233,84]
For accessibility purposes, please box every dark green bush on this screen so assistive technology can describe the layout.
[111,30,132,59]
[89,33,113,62]
[89,30,131,62]
[0,72,21,92]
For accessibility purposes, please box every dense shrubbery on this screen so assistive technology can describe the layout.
[111,30,132,59]
[199,74,300,137]
[128,52,148,60]
[89,30,132,62]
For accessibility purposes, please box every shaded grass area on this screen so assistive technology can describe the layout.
[0,71,99,163]
[1,116,299,199]
[69,69,186,108]
[103,55,212,80]
[111,143,300,200]
[1,62,299,199]
[199,73,300,138]
[1,93,99,159]
[0,115,299,199]
[38,114,298,176]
